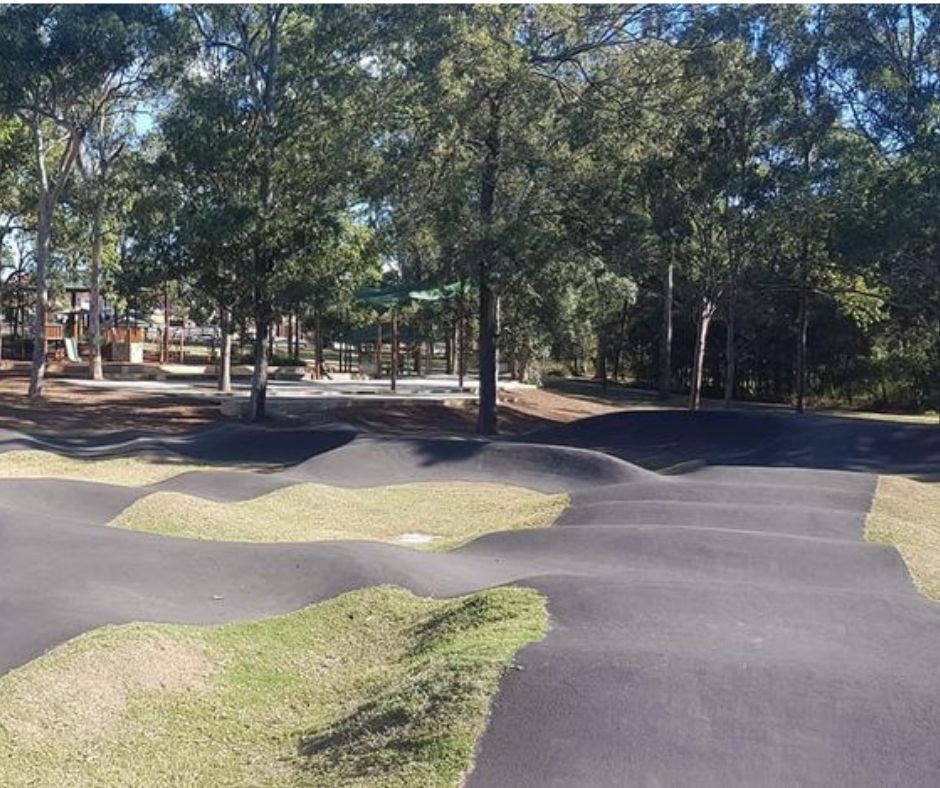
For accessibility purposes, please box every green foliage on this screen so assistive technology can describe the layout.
[1,5,939,414]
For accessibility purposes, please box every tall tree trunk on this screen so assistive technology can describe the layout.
[315,311,323,379]
[596,329,608,389]
[796,284,808,413]
[28,194,52,398]
[218,307,232,394]
[375,321,382,379]
[247,8,282,422]
[658,251,674,400]
[457,289,467,388]
[689,299,715,411]
[28,119,80,398]
[612,297,630,381]
[286,311,293,362]
[89,197,104,381]
[161,285,169,365]
[723,292,735,407]
[390,311,398,392]
[248,319,269,420]
[476,94,501,435]
[445,328,454,375]
[477,282,498,434]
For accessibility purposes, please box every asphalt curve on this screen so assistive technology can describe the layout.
[2,410,940,787]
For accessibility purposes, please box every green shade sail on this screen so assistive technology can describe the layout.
[355,281,472,309]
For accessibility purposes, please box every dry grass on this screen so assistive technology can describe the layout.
[0,449,239,486]
[865,475,940,601]
[0,586,547,787]
[112,481,568,550]
[1,630,213,746]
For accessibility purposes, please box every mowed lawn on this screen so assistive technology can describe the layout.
[111,481,568,549]
[0,449,256,486]
[867,475,940,601]
[0,586,547,787]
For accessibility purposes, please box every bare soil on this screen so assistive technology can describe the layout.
[0,373,218,435]
[0,372,621,438]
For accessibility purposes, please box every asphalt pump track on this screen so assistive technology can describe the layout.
[2,410,940,786]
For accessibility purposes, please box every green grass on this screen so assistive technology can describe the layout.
[0,586,548,787]
[866,475,940,600]
[0,449,254,486]
[111,481,568,550]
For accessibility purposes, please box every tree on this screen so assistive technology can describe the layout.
[186,5,380,419]
[0,5,174,396]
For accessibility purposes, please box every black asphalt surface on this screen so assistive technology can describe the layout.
[2,410,940,786]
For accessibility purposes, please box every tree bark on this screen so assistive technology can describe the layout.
[476,94,501,435]
[390,311,398,392]
[218,307,232,394]
[248,320,270,420]
[315,310,323,379]
[723,292,735,407]
[89,196,104,381]
[658,251,674,400]
[375,320,382,379]
[596,329,608,389]
[796,284,808,413]
[27,118,81,398]
[689,299,715,411]
[477,281,498,434]
[286,311,293,362]
[28,194,52,398]
[247,8,282,422]
[294,314,301,360]
[161,285,169,365]
[445,327,454,375]
[457,288,467,389]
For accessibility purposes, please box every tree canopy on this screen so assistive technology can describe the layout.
[1,4,939,426]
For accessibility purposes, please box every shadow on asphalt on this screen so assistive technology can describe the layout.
[526,409,940,477]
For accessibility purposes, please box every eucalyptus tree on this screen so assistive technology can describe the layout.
[77,115,145,381]
[760,6,843,412]
[0,5,176,397]
[824,4,940,416]
[384,5,662,432]
[0,117,29,361]
[185,5,381,419]
[154,54,261,392]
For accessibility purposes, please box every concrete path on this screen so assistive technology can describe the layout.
[2,410,940,786]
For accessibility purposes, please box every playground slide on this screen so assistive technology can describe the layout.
[64,337,81,363]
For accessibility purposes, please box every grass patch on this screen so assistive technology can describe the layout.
[0,586,547,787]
[0,449,248,486]
[866,475,940,600]
[111,481,567,550]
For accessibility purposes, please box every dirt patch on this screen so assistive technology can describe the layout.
[0,373,218,434]
[282,387,620,437]
[0,371,619,438]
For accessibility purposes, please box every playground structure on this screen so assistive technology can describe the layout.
[1,278,476,392]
